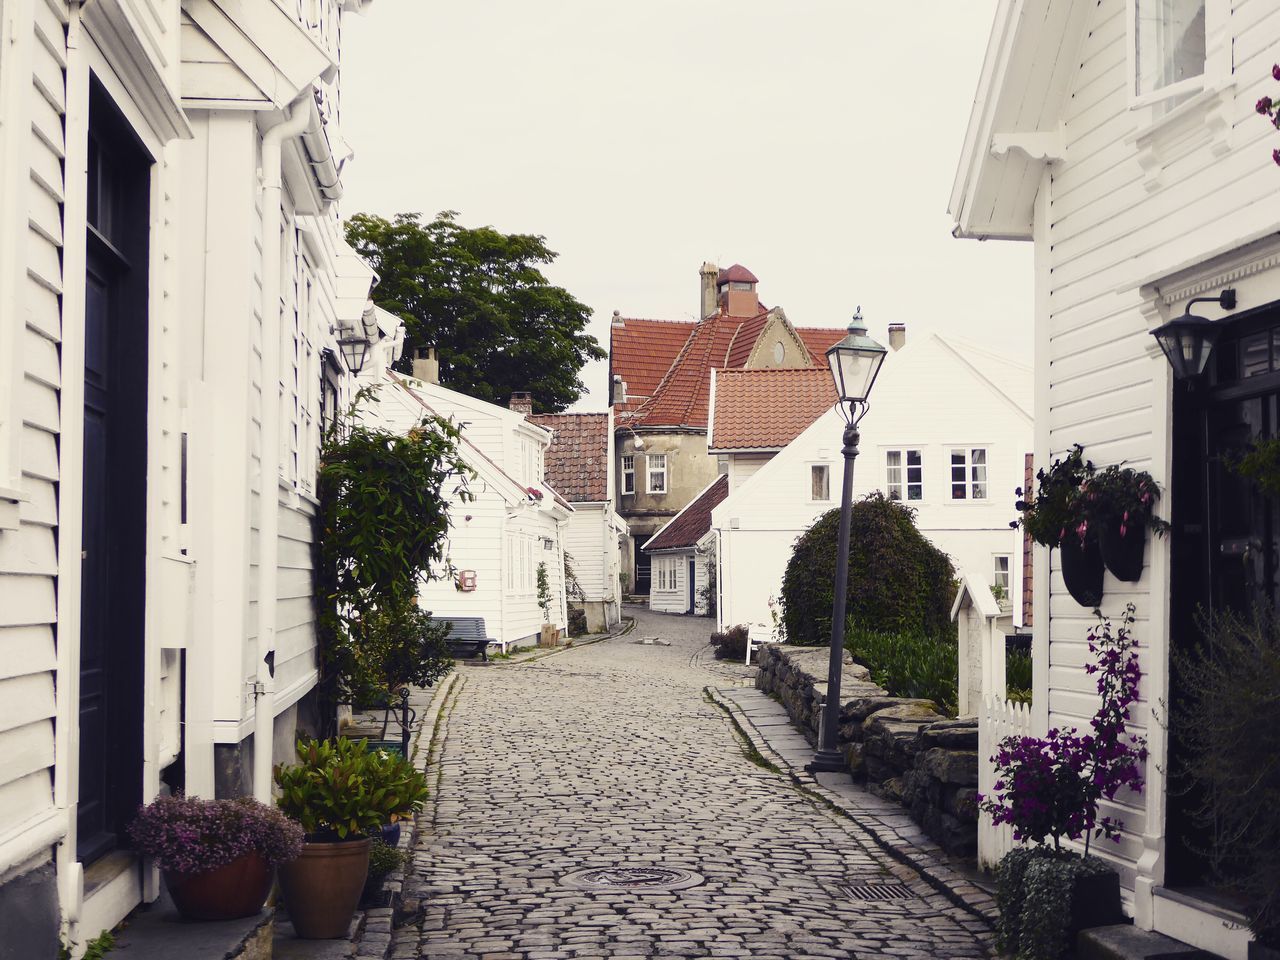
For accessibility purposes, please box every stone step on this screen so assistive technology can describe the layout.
[1078,923,1226,960]
[110,888,271,960]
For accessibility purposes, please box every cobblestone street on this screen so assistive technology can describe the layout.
[398,608,993,959]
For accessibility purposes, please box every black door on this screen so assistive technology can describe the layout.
[1167,307,1280,887]
[76,82,150,864]
[687,559,696,614]
[634,536,651,595]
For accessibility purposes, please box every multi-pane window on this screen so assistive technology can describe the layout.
[993,555,1011,592]
[1135,0,1205,98]
[647,454,667,494]
[621,455,635,494]
[811,464,830,501]
[654,556,678,591]
[886,450,923,501]
[950,448,988,500]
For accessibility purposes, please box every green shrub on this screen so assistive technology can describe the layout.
[996,847,1113,960]
[566,606,588,636]
[780,493,956,647]
[367,836,408,882]
[1006,647,1033,703]
[844,625,958,716]
[710,625,749,661]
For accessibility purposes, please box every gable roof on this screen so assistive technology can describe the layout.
[528,412,610,502]
[709,367,837,451]
[644,475,729,553]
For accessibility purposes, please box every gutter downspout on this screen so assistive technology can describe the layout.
[253,93,311,804]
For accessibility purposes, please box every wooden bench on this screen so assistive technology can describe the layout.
[430,616,495,661]
[745,622,779,665]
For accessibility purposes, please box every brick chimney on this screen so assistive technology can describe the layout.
[699,262,718,319]
[509,391,533,417]
[412,346,439,383]
[888,324,906,351]
[718,263,760,317]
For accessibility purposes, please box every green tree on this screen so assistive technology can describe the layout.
[344,211,605,412]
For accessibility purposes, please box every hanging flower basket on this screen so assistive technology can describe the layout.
[1059,535,1104,607]
[1099,517,1146,582]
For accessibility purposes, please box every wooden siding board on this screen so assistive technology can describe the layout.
[0,770,54,830]
[0,674,56,734]
[0,625,58,678]
[0,521,56,576]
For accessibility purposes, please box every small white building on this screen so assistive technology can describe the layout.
[951,1,1280,953]
[643,475,728,615]
[712,331,1032,634]
[364,371,571,651]
[529,412,628,633]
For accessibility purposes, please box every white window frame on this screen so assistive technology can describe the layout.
[993,554,1011,592]
[654,555,678,592]
[950,447,988,501]
[621,455,635,494]
[885,449,924,502]
[647,454,667,495]
[809,463,831,503]
[1127,0,1207,107]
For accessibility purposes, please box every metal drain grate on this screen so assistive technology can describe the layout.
[839,882,916,902]
[562,866,705,891]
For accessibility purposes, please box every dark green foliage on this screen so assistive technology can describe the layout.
[1173,605,1280,946]
[536,562,551,622]
[315,396,472,706]
[1227,437,1280,499]
[1015,445,1091,548]
[566,606,588,637]
[366,836,407,882]
[344,211,605,412]
[844,625,958,717]
[780,493,956,647]
[1006,647,1033,704]
[996,847,1113,960]
[710,625,750,661]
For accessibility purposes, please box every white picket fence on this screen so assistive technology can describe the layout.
[978,694,1034,870]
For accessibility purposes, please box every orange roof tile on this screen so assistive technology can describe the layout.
[710,368,837,451]
[796,326,846,363]
[723,312,772,367]
[645,475,729,552]
[528,412,610,502]
[609,317,695,414]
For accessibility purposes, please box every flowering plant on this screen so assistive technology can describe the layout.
[128,795,304,874]
[1012,445,1093,548]
[980,605,1148,852]
[1255,64,1280,166]
[1078,465,1170,540]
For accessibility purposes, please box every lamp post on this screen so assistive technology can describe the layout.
[808,309,887,773]
[1150,288,1236,381]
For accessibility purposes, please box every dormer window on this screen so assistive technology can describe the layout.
[1134,0,1206,102]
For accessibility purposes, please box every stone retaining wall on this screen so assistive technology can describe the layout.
[755,645,979,858]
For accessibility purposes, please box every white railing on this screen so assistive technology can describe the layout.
[978,694,1033,870]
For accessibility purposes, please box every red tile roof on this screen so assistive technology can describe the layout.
[644,475,729,552]
[723,313,772,368]
[710,368,836,451]
[528,412,610,502]
[717,263,758,284]
[609,317,695,414]
[796,326,846,363]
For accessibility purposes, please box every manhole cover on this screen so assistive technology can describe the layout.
[562,866,705,891]
[839,882,916,902]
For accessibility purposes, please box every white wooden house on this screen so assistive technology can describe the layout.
[529,412,628,633]
[0,0,382,953]
[712,331,1032,635]
[362,371,571,651]
[951,1,1280,954]
[643,475,728,615]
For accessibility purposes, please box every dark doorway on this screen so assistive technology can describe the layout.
[1167,303,1280,887]
[687,558,696,614]
[633,535,651,595]
[76,81,151,865]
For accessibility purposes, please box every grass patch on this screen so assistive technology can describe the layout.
[703,689,782,774]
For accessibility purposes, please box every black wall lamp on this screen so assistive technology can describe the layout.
[338,334,371,376]
[1151,288,1237,381]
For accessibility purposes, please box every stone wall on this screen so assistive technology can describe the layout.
[756,645,979,858]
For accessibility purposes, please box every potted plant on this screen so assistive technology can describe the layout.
[1014,445,1103,606]
[1080,465,1169,582]
[980,605,1148,959]
[128,795,303,921]
[275,737,429,939]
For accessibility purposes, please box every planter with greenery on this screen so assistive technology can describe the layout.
[980,605,1147,959]
[1173,605,1280,952]
[128,795,303,921]
[274,738,429,939]
[1014,445,1106,607]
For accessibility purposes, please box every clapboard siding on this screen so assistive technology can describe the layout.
[564,506,606,600]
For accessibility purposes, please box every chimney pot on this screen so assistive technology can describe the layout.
[888,324,906,352]
[611,309,624,326]
[412,346,440,383]
[509,391,533,417]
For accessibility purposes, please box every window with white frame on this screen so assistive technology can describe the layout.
[950,448,988,500]
[1134,0,1206,100]
[621,455,635,494]
[654,556,678,591]
[647,454,667,494]
[886,449,923,501]
[810,464,830,502]
[993,555,1011,593]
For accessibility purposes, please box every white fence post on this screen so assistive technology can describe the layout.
[978,694,1033,870]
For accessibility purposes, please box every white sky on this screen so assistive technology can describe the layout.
[341,2,1032,411]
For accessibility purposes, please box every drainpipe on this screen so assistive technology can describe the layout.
[253,93,311,804]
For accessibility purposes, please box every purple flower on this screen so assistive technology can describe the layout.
[129,795,304,874]
[1273,63,1280,82]
[1258,96,1274,115]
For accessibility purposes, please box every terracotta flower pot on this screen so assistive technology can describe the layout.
[278,837,371,939]
[163,851,272,921]
[1059,536,1104,607]
[1099,517,1146,582]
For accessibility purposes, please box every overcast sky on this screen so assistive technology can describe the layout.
[341,3,1032,411]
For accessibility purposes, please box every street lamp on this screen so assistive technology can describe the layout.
[338,334,371,376]
[808,308,887,773]
[1150,288,1236,381]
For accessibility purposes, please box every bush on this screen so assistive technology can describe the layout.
[128,795,304,874]
[346,596,453,707]
[710,625,749,661]
[996,847,1113,960]
[845,625,958,716]
[780,493,956,647]
[1006,647,1033,703]
[367,836,408,883]
[566,606,588,636]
